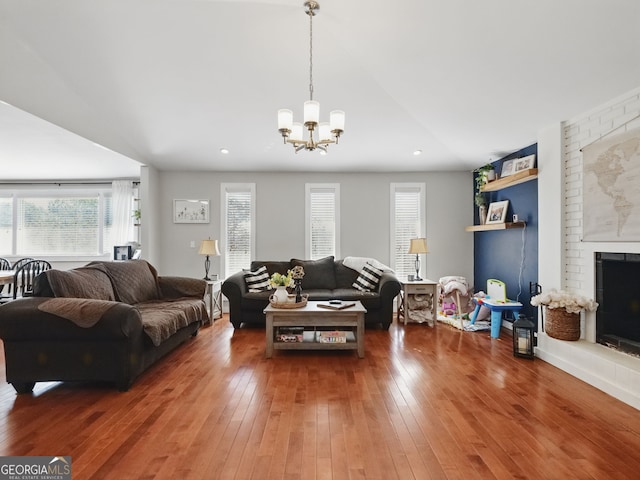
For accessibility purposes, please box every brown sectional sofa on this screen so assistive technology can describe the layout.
[222,256,401,330]
[0,260,207,394]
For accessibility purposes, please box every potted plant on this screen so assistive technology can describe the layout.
[530,289,598,341]
[474,164,494,224]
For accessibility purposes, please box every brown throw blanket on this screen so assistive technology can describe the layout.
[37,297,206,346]
[38,298,117,328]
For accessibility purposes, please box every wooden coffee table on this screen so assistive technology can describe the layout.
[264,301,366,358]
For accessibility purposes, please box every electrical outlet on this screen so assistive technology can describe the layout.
[190,240,195,248]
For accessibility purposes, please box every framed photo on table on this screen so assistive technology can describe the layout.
[173,199,210,223]
[114,245,133,261]
[486,200,509,224]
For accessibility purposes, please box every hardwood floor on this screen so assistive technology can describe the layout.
[1,315,639,479]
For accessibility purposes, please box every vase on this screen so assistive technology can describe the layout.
[545,307,580,341]
[272,285,289,304]
[479,205,487,225]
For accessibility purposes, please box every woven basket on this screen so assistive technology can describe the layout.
[269,294,309,309]
[546,307,580,341]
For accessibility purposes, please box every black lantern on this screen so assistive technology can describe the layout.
[513,314,535,359]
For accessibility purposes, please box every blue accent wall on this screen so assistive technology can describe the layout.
[474,144,538,324]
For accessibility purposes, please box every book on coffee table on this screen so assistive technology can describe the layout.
[317,301,356,310]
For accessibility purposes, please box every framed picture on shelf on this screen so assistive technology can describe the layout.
[486,200,509,224]
[114,245,133,261]
[173,199,210,223]
[513,154,535,173]
[501,159,515,177]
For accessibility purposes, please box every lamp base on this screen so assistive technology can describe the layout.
[204,255,211,281]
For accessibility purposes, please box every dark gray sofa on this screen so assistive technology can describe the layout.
[222,256,401,330]
[0,260,207,394]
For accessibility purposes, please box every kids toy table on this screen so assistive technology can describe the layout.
[470,298,523,338]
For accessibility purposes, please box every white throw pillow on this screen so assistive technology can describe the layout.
[352,262,384,292]
[244,265,271,292]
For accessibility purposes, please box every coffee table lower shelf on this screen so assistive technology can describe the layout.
[264,301,366,358]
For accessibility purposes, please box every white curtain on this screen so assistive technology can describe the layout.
[112,180,134,246]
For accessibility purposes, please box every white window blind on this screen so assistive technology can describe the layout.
[0,188,112,257]
[222,184,255,279]
[0,197,12,256]
[15,194,111,256]
[306,184,339,259]
[390,183,426,279]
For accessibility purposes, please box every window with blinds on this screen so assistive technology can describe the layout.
[390,183,426,279]
[0,191,112,256]
[306,184,339,260]
[0,197,12,256]
[222,184,255,279]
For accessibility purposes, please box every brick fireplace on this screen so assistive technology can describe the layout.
[535,86,640,410]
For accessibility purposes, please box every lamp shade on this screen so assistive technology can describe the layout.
[319,122,331,142]
[277,109,293,130]
[330,110,345,131]
[407,238,429,254]
[198,239,220,256]
[304,100,320,124]
[290,122,304,141]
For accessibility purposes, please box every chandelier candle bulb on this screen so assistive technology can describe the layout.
[319,122,331,142]
[330,110,345,131]
[278,109,293,131]
[304,100,320,124]
[291,123,304,141]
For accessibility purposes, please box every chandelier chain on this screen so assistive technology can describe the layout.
[309,8,314,101]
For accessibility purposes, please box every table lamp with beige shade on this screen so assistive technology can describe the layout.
[198,238,220,280]
[407,237,428,281]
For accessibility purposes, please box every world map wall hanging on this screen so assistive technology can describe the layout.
[582,126,640,241]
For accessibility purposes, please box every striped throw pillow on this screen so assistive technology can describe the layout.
[352,262,384,292]
[244,265,271,292]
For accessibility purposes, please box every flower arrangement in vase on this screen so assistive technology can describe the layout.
[270,271,293,303]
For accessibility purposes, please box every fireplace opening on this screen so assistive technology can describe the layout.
[595,252,640,356]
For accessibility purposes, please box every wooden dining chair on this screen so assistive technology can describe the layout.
[11,257,34,270]
[0,257,11,300]
[3,257,35,300]
[13,259,52,300]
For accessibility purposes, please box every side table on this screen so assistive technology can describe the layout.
[397,279,438,326]
[204,280,223,325]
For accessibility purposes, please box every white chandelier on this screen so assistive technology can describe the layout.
[277,1,345,153]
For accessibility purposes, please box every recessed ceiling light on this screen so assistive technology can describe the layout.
[413,149,422,156]
[220,148,229,154]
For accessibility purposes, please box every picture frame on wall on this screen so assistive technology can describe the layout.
[513,154,535,173]
[486,200,509,224]
[173,199,210,223]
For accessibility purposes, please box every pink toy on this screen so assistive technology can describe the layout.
[442,301,456,316]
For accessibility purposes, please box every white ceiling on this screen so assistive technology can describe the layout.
[1,0,640,180]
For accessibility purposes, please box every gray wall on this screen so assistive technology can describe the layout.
[147,170,475,287]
